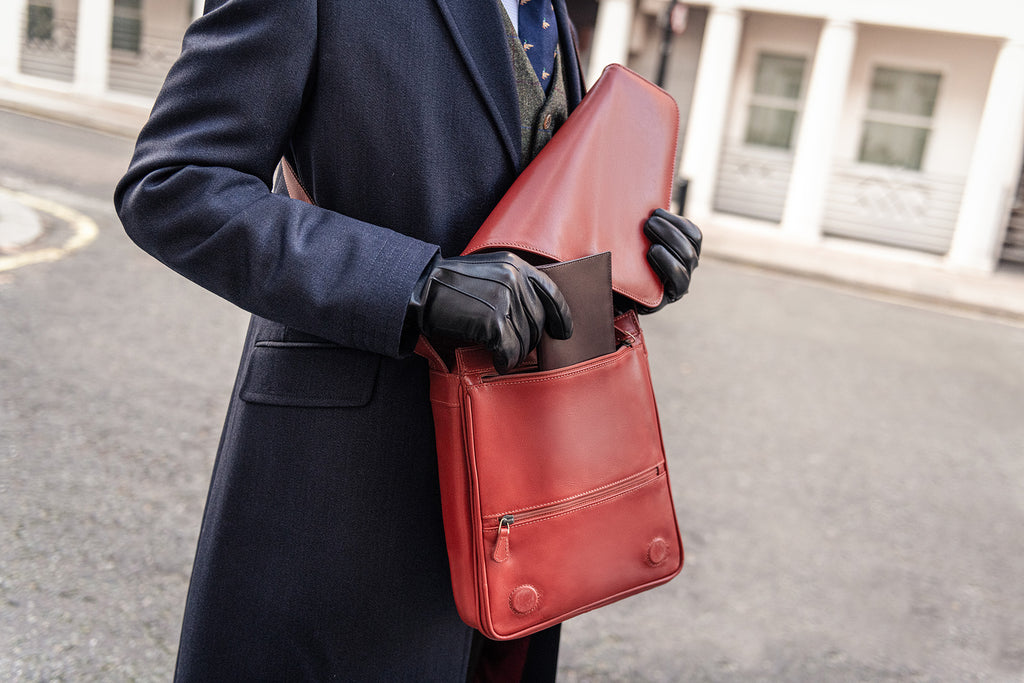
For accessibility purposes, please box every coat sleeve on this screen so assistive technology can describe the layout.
[113,0,439,357]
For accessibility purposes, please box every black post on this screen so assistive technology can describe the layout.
[675,177,689,215]
[655,0,680,88]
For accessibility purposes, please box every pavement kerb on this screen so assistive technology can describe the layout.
[0,81,150,139]
[0,190,43,249]
[0,187,99,272]
[701,219,1024,323]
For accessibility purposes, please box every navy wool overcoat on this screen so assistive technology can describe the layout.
[114,0,585,679]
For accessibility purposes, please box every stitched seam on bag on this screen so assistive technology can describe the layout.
[427,370,462,407]
[626,65,679,307]
[474,346,634,389]
[468,241,560,261]
[664,86,681,215]
[488,465,663,518]
[508,585,541,615]
[489,475,666,530]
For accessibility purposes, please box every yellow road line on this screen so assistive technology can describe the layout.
[0,186,99,272]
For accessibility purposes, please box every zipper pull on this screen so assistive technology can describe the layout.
[493,515,514,563]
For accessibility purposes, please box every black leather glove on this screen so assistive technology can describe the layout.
[636,208,702,314]
[408,252,573,373]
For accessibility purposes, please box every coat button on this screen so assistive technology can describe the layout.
[542,113,553,130]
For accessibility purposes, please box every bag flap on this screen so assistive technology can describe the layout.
[462,64,680,309]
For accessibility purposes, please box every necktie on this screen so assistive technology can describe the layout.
[518,0,558,93]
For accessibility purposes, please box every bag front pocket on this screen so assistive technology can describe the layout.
[464,339,665,516]
[478,465,682,638]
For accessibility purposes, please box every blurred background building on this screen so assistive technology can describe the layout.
[2,0,1022,274]
[0,0,198,99]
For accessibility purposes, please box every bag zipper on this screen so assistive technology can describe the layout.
[484,465,663,563]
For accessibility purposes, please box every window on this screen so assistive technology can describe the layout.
[858,67,941,170]
[744,53,807,149]
[26,1,55,42]
[111,0,142,53]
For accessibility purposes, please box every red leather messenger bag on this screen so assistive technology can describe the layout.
[415,65,685,640]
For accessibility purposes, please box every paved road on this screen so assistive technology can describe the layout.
[2,110,1023,681]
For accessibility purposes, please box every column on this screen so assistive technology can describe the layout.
[586,0,635,85]
[947,39,1024,271]
[193,0,205,21]
[73,0,113,96]
[678,5,743,222]
[0,0,29,80]
[779,18,857,241]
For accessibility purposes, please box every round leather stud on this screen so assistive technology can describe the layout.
[509,585,540,615]
[646,538,670,567]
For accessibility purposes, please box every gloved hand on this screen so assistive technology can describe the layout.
[409,252,573,373]
[636,208,702,314]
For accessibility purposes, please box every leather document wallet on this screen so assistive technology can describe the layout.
[537,252,616,370]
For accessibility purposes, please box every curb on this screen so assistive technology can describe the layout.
[0,191,43,250]
[0,82,149,139]
[702,220,1024,323]
[0,187,99,272]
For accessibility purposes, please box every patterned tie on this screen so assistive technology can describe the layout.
[518,0,559,93]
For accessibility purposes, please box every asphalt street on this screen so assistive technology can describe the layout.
[2,109,1023,681]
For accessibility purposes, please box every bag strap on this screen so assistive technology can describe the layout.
[281,158,313,205]
[415,336,452,373]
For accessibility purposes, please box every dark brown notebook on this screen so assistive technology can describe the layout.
[537,252,616,370]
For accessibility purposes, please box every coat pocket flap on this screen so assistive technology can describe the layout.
[240,342,380,407]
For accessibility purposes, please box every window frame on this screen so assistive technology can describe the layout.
[25,1,56,44]
[110,0,143,55]
[857,64,942,171]
[742,50,810,151]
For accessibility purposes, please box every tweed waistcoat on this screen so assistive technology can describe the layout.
[501,9,569,167]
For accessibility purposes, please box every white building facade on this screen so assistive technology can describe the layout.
[0,0,200,100]
[3,0,1023,270]
[597,1,1024,271]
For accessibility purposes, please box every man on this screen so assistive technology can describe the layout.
[115,1,700,680]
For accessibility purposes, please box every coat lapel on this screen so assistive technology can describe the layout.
[433,0,585,163]
[434,0,521,167]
